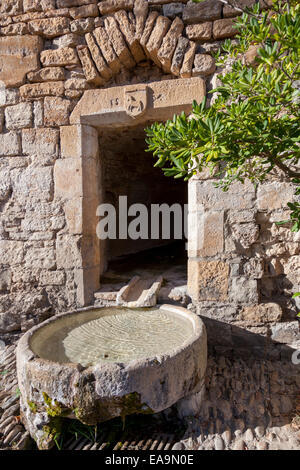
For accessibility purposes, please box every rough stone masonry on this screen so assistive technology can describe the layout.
[0,0,299,357]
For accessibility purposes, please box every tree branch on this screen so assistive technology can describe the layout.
[272,158,300,178]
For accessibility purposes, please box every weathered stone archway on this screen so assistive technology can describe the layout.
[56,76,206,306]
[76,2,215,86]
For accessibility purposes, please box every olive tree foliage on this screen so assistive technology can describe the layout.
[146,0,300,230]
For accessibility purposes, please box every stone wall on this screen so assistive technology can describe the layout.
[188,173,300,358]
[0,0,299,354]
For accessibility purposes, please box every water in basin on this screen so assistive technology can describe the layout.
[30,307,195,367]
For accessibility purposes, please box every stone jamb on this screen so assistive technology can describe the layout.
[57,77,206,306]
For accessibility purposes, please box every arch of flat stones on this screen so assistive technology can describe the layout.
[55,77,206,306]
[77,3,197,86]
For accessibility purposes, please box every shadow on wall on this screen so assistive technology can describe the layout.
[202,316,299,362]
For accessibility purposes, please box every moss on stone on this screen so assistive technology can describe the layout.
[27,400,37,413]
[41,417,64,450]
[42,392,70,418]
[121,392,153,416]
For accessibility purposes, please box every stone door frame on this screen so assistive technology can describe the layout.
[55,77,206,306]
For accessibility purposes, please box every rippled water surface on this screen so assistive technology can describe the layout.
[30,307,194,367]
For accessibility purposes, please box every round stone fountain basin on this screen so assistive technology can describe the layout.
[16,304,207,449]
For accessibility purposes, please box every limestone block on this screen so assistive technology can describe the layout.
[81,233,102,268]
[163,2,184,19]
[65,78,89,91]
[0,36,43,88]
[53,33,85,49]
[98,0,134,15]
[104,16,135,69]
[39,271,65,286]
[27,67,65,83]
[56,234,83,269]
[93,26,122,75]
[171,36,189,76]
[0,17,12,27]
[188,209,224,257]
[239,303,282,326]
[267,258,283,276]
[269,223,300,244]
[77,46,104,85]
[157,17,184,73]
[189,180,255,210]
[44,96,71,126]
[57,0,97,7]
[114,10,146,63]
[186,22,212,41]
[180,40,196,78]
[22,215,49,232]
[71,77,206,126]
[54,159,84,200]
[20,82,65,100]
[0,168,11,201]
[213,18,237,39]
[188,260,229,302]
[24,246,56,270]
[229,210,255,224]
[134,0,148,40]
[75,266,101,305]
[85,33,112,80]
[66,88,85,99]
[140,11,159,50]
[0,270,11,292]
[0,132,21,156]
[0,88,19,107]
[22,128,59,156]
[231,222,259,249]
[230,277,258,304]
[60,125,98,159]
[0,108,3,133]
[243,258,264,279]
[146,15,171,67]
[13,166,53,203]
[23,0,56,12]
[0,240,24,266]
[70,4,99,18]
[64,197,98,235]
[271,321,299,344]
[183,0,222,24]
[54,157,99,201]
[70,18,95,34]
[281,255,300,276]
[192,53,216,77]
[40,47,80,67]
[0,23,28,35]
[28,18,70,38]
[257,182,295,211]
[5,102,32,130]
[0,0,22,15]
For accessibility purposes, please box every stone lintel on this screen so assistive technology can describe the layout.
[70,77,206,127]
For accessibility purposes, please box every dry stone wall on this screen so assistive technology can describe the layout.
[0,0,299,355]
